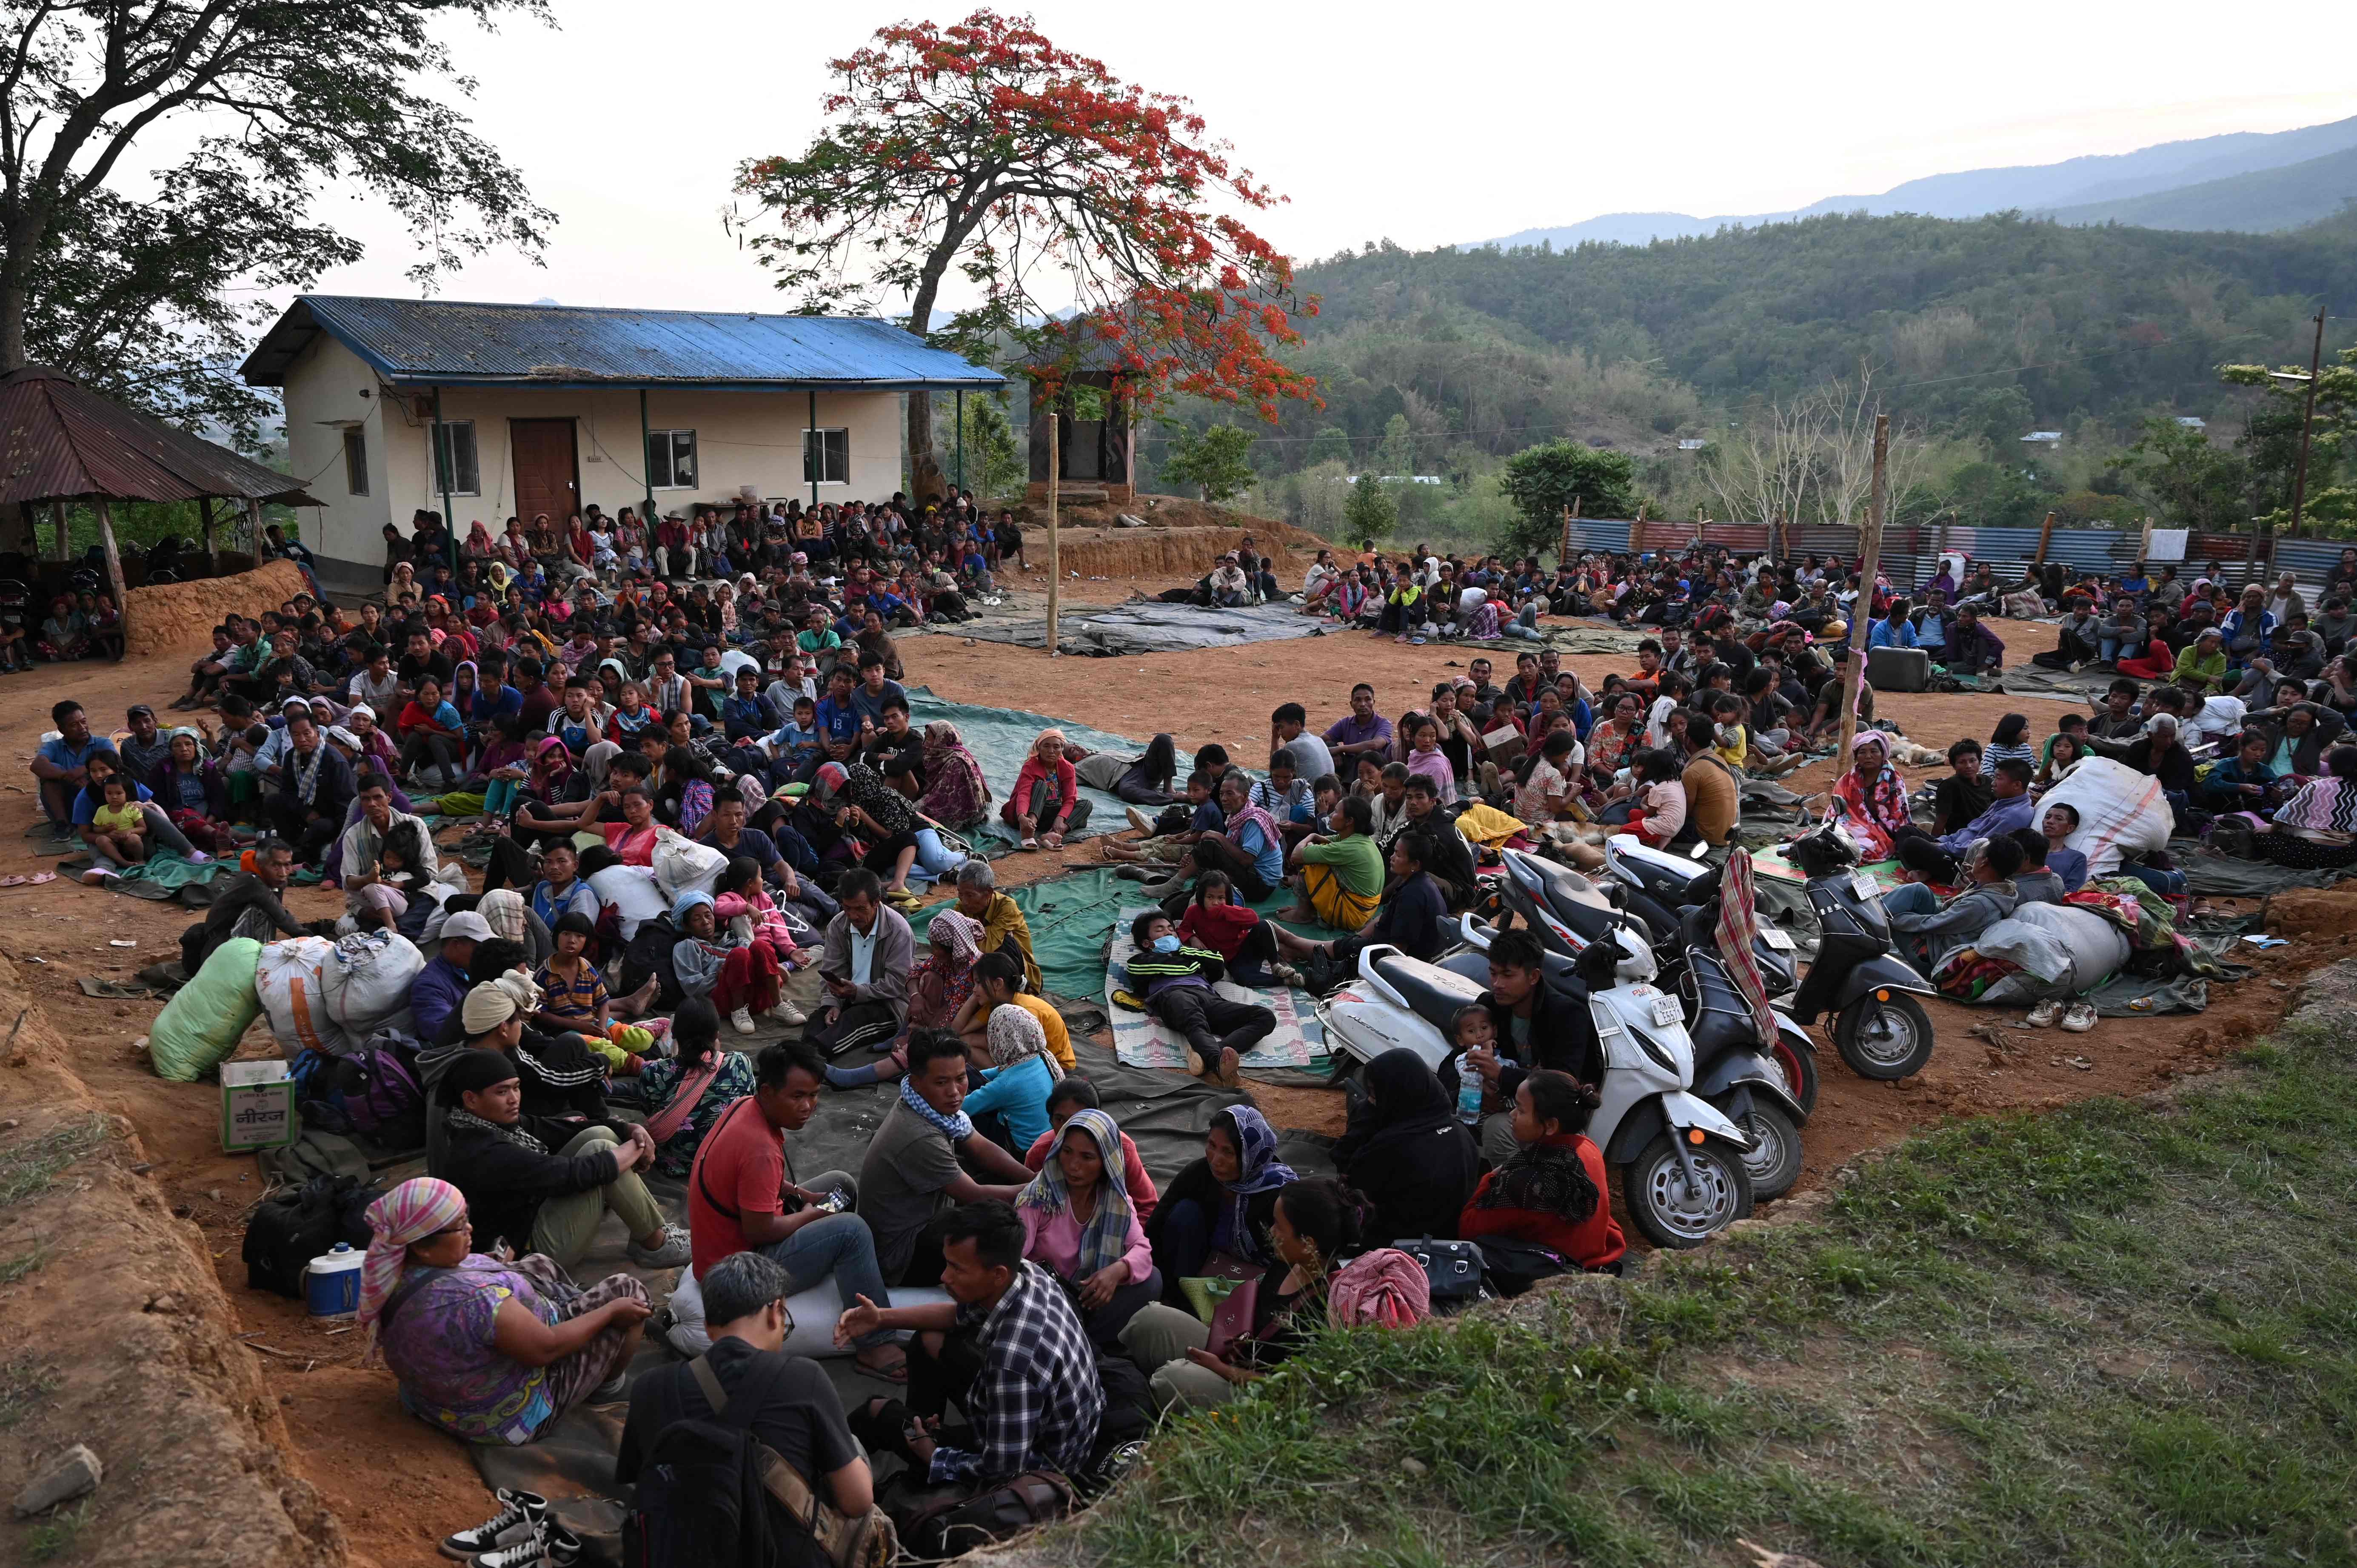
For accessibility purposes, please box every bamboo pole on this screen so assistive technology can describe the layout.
[1837,414,1889,761]
[92,497,129,660]
[1046,408,1060,658]
[199,496,217,577]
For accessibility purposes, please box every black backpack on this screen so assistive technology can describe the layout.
[633,1354,798,1568]
[619,915,686,1008]
[242,1173,380,1298]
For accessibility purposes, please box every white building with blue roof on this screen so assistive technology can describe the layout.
[240,295,1005,584]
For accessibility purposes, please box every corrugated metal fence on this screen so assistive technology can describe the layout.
[1557,518,2339,598]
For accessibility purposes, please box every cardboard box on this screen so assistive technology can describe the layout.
[221,1060,300,1152]
[1482,724,1526,765]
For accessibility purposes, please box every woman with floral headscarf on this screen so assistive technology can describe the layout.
[463,521,495,561]
[961,1001,1064,1152]
[359,1174,651,1445]
[917,721,990,830]
[1018,1106,1160,1345]
[1829,730,1909,861]
[907,907,984,1030]
[1145,1104,1299,1299]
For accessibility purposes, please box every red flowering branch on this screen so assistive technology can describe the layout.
[733,9,1318,496]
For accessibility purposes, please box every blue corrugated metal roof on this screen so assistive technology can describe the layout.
[239,296,1007,392]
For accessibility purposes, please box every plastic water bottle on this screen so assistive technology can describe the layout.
[1456,1063,1484,1126]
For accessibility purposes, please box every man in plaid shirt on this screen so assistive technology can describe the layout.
[838,1201,1103,1486]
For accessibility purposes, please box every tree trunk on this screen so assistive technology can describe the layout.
[905,389,946,503]
[93,497,129,660]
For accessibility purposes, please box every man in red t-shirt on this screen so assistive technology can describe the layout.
[684,1039,905,1376]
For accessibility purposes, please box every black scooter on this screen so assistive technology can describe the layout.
[1781,817,1938,1079]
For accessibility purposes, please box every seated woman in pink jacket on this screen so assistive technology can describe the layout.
[1013,1107,1158,1347]
[1002,728,1092,849]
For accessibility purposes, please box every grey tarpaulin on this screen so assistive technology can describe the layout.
[2168,845,2354,897]
[958,600,1328,656]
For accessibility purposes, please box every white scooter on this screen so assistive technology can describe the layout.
[1315,926,1756,1248]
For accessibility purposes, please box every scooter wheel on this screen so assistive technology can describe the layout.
[1621,1132,1752,1249]
[1834,992,1935,1080]
[1733,1101,1803,1201]
[1772,1036,1820,1116]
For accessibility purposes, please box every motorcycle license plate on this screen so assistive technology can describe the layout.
[1850,870,1881,901]
[1760,926,1795,951]
[1648,993,1683,1029]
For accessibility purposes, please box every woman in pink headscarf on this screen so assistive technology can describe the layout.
[358,1175,651,1444]
[908,907,985,1030]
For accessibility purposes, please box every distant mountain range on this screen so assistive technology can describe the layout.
[1478,114,2357,249]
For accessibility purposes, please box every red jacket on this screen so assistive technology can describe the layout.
[1178,901,1260,960]
[1457,1134,1625,1269]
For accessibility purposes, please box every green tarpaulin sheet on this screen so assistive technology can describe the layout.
[904,687,1198,849]
[1009,866,1346,1004]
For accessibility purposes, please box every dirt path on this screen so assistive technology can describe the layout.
[0,562,2313,1564]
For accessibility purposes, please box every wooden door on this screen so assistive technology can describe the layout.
[511,418,580,524]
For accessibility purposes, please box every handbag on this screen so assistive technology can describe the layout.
[1473,1237,1572,1297]
[1392,1235,1485,1302]
[892,1470,1077,1561]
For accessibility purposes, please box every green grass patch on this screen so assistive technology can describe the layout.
[23,1497,92,1561]
[0,1118,110,1211]
[0,1243,49,1284]
[0,1354,60,1430]
[1051,1013,2357,1568]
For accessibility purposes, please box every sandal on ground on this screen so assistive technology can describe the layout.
[1019,836,1039,850]
[28,871,55,885]
[0,876,25,888]
[855,1348,910,1383]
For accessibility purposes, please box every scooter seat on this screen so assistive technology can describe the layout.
[1529,860,1619,938]
[1372,952,1488,1032]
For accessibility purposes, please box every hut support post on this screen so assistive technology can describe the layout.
[199,496,217,576]
[92,497,129,660]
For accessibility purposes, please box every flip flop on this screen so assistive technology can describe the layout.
[856,1351,910,1383]
[0,876,24,888]
[27,871,56,885]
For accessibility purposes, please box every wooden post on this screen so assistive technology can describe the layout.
[2034,510,2055,566]
[1046,408,1060,657]
[2288,304,2327,539]
[199,496,217,577]
[1560,503,1572,568]
[92,497,129,660]
[51,500,70,562]
[1837,414,1889,761]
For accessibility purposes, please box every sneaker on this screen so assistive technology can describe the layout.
[475,1519,582,1568]
[730,1006,758,1035]
[1125,806,1156,835]
[768,999,807,1028]
[2061,1003,2098,1033]
[626,1226,693,1269]
[2025,1001,2062,1028]
[440,1489,545,1560]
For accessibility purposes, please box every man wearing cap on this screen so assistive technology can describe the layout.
[436,1005,690,1272]
[268,710,357,868]
[412,909,494,1045]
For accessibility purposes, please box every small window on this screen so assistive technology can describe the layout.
[434,420,480,496]
[646,429,698,490]
[803,428,849,485]
[342,427,369,496]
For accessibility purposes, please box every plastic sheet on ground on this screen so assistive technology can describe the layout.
[1008,865,1340,1003]
[903,687,1195,850]
[2080,972,2211,1016]
[958,599,1329,656]
[2169,843,2354,897]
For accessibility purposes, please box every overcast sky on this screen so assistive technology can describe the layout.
[291,0,2357,316]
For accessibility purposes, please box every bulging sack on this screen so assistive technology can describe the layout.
[651,828,729,902]
[321,929,423,1040]
[2041,756,2173,876]
[148,938,264,1082]
[256,936,340,1058]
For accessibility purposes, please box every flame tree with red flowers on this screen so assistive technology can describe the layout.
[733,10,1318,501]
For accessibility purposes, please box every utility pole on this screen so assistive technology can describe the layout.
[1837,414,1888,761]
[2289,305,2328,538]
[1046,403,1060,658]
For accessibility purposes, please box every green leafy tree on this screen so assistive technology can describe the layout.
[2107,416,2250,532]
[936,392,1024,501]
[1957,385,2036,452]
[1308,425,1352,467]
[1341,476,1397,551]
[0,0,554,441]
[2221,346,2355,533]
[1376,412,1414,474]
[1160,424,1259,505]
[1497,441,1636,560]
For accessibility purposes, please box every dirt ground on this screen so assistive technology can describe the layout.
[0,553,2323,1565]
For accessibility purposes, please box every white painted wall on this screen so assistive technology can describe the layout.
[278,336,909,577]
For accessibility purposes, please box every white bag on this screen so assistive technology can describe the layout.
[255,936,340,1058]
[663,1264,954,1360]
[2040,755,2173,876]
[651,827,728,902]
[321,929,424,1041]
[1975,902,2131,999]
